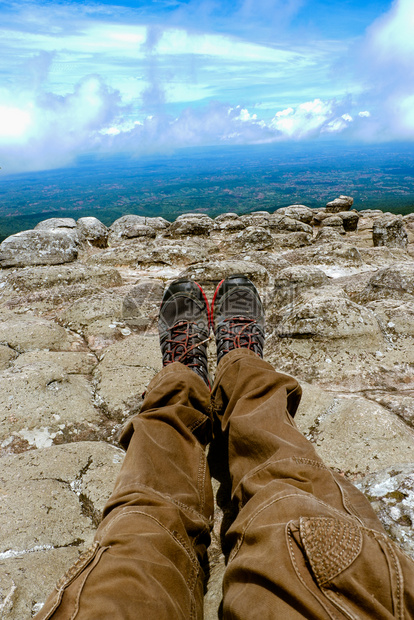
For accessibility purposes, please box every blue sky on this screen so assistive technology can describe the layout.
[0,0,413,173]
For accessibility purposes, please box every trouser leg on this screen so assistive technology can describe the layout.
[35,363,214,620]
[212,349,414,620]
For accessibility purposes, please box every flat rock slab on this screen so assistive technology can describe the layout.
[0,442,123,618]
[94,334,162,421]
[0,360,101,452]
[0,312,82,353]
[304,396,414,476]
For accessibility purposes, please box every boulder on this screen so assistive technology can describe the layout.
[169,215,214,237]
[144,216,170,231]
[267,266,330,313]
[77,217,108,248]
[314,228,343,244]
[373,213,408,249]
[108,215,147,244]
[358,263,414,302]
[320,215,346,233]
[0,230,78,268]
[3,264,122,296]
[272,295,380,340]
[238,226,274,250]
[35,218,77,230]
[213,213,246,232]
[325,195,354,213]
[269,214,312,234]
[339,211,359,232]
[136,238,216,267]
[274,205,313,225]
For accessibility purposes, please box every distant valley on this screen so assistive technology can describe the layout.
[1,142,414,242]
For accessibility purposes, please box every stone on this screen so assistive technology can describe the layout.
[108,215,147,244]
[373,213,408,249]
[231,252,291,278]
[325,195,354,213]
[94,334,162,421]
[0,230,78,268]
[281,242,365,278]
[267,266,330,314]
[238,226,274,250]
[314,228,343,244]
[358,263,414,303]
[122,279,164,331]
[0,345,17,370]
[144,216,170,231]
[356,465,414,559]
[77,217,108,248]
[320,215,346,233]
[305,397,414,475]
[272,232,312,249]
[35,218,77,230]
[169,215,214,237]
[86,238,153,268]
[0,442,123,618]
[271,295,380,340]
[366,299,414,336]
[58,291,124,343]
[1,264,122,310]
[12,351,98,375]
[269,214,312,234]
[213,213,246,232]
[339,211,359,232]
[0,360,102,452]
[0,312,78,353]
[274,205,313,225]
[179,260,270,289]
[364,392,414,429]
[136,238,216,267]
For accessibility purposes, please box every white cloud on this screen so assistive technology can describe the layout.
[355,0,414,139]
[268,99,353,138]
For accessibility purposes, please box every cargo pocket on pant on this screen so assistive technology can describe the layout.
[288,516,405,620]
[35,542,109,620]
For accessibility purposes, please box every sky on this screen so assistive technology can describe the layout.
[0,0,413,174]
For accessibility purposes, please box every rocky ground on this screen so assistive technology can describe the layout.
[1,198,414,618]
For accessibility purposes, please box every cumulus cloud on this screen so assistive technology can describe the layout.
[354,0,414,139]
[0,75,125,172]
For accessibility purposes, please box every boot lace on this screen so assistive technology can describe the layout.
[217,316,263,353]
[163,321,210,371]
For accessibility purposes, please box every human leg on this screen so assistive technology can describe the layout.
[211,277,414,620]
[35,280,214,620]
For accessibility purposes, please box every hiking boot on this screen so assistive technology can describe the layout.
[211,275,265,364]
[158,279,211,387]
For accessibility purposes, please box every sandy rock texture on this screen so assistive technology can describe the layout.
[0,199,413,618]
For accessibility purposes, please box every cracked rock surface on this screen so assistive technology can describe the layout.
[0,203,414,619]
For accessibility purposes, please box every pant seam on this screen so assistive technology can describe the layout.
[229,493,365,563]
[98,509,201,570]
[285,521,341,620]
[104,482,211,529]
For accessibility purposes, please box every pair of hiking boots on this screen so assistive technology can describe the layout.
[158,276,265,388]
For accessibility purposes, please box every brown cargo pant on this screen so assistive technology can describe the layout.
[36,349,414,619]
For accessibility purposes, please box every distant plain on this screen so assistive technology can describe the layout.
[1,142,414,242]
